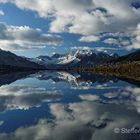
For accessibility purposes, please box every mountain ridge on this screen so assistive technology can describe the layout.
[0,49,45,71]
[29,49,120,69]
[1,48,140,71]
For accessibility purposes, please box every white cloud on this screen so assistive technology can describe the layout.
[103,32,132,48]
[0,0,9,3]
[0,10,4,16]
[0,0,139,36]
[0,23,63,51]
[0,0,140,50]
[103,38,119,45]
[71,46,120,54]
[126,23,140,50]
[79,35,100,42]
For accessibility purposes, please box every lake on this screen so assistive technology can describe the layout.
[0,71,140,140]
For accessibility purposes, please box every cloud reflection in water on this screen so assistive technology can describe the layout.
[0,85,63,111]
[0,71,139,140]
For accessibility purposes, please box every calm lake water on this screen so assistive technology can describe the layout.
[0,71,140,140]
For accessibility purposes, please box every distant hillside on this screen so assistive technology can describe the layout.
[0,49,45,71]
[1,48,140,72]
[73,49,140,81]
[110,50,140,64]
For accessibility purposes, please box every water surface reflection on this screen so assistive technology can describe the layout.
[0,71,139,140]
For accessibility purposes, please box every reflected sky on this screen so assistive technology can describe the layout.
[0,71,139,140]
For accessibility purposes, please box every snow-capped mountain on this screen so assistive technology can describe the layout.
[29,49,119,69]
[0,48,119,71]
[29,51,81,68]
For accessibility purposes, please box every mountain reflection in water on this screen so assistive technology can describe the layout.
[0,71,139,140]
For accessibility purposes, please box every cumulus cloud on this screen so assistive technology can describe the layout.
[126,23,140,49]
[79,35,100,42]
[103,38,119,45]
[0,10,4,16]
[0,0,140,49]
[0,23,63,51]
[71,46,121,55]
[0,0,140,51]
[103,37,131,47]
[102,31,133,49]
[0,0,139,36]
[0,0,139,51]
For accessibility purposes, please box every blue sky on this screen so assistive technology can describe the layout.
[0,1,140,57]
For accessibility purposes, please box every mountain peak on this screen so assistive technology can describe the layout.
[28,49,119,69]
[52,53,65,58]
[75,49,93,56]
